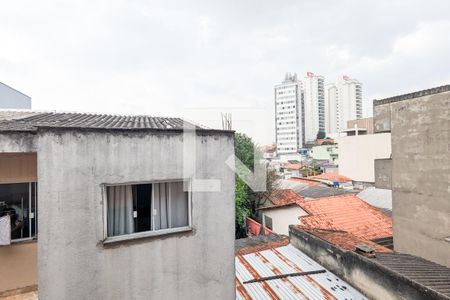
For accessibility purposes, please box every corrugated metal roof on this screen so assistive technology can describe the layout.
[357,187,392,212]
[0,111,206,132]
[236,244,367,300]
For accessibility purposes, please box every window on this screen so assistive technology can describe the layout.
[104,180,191,242]
[0,182,38,242]
[264,215,273,230]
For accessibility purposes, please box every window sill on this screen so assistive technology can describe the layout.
[102,226,193,245]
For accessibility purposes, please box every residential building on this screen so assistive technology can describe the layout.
[325,76,363,135]
[303,72,325,142]
[235,234,368,300]
[0,82,31,109]
[256,189,308,235]
[0,111,235,299]
[310,144,338,164]
[275,73,304,154]
[338,119,391,184]
[324,83,338,135]
[374,85,450,267]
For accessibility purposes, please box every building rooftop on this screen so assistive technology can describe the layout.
[297,194,392,240]
[373,84,450,106]
[0,111,213,132]
[236,244,368,300]
[295,226,392,253]
[309,173,352,183]
[288,177,323,187]
[280,179,351,199]
[283,163,303,170]
[257,189,304,210]
[357,187,392,213]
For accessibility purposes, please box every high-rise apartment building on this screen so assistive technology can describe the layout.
[325,76,363,134]
[275,73,304,154]
[303,72,325,142]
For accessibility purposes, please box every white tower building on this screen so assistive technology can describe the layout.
[303,72,325,142]
[275,73,304,154]
[324,76,363,135]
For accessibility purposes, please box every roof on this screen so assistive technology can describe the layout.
[288,177,322,187]
[373,84,450,106]
[235,244,368,300]
[235,233,288,255]
[374,253,450,298]
[295,226,392,253]
[257,189,304,210]
[357,187,392,212]
[0,111,212,132]
[283,163,302,170]
[297,194,393,240]
[309,173,352,183]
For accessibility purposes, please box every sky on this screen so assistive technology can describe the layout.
[1,0,450,144]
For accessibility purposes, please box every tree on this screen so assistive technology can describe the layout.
[234,133,279,239]
[316,131,326,139]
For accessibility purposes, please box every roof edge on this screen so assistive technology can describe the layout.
[374,84,450,106]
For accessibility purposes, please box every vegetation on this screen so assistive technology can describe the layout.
[234,133,279,239]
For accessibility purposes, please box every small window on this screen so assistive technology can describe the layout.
[0,182,38,242]
[264,215,273,230]
[105,181,190,240]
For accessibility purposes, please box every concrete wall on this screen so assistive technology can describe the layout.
[262,206,308,235]
[374,158,392,189]
[36,129,235,299]
[374,90,450,267]
[289,226,446,300]
[0,242,37,295]
[0,83,31,109]
[338,133,391,182]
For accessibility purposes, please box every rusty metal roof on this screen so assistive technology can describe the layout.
[236,244,367,299]
[0,111,206,132]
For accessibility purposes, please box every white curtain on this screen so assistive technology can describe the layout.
[154,182,188,230]
[107,185,134,236]
[0,215,11,245]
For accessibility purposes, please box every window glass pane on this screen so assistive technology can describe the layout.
[135,184,151,233]
[107,185,134,237]
[169,182,188,228]
[0,183,30,240]
[31,182,37,237]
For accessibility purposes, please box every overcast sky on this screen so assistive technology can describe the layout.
[1,0,450,144]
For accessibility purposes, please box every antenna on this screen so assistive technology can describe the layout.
[221,113,232,130]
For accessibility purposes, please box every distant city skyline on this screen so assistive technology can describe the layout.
[1,1,450,145]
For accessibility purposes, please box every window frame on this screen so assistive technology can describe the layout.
[0,181,38,244]
[102,179,192,244]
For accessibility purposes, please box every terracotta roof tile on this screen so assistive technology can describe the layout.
[294,226,392,253]
[257,189,304,210]
[284,163,303,170]
[288,177,323,186]
[309,173,352,183]
[297,194,392,240]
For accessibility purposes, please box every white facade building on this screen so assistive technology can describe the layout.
[275,73,304,154]
[0,82,31,109]
[303,72,325,142]
[325,76,363,135]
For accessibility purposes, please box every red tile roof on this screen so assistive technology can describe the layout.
[316,138,334,145]
[309,173,352,183]
[257,189,304,210]
[288,177,323,186]
[284,163,303,170]
[294,226,392,253]
[297,194,392,240]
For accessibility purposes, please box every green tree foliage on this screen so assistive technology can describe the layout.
[234,132,279,239]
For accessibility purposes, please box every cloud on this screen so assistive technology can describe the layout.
[0,0,449,144]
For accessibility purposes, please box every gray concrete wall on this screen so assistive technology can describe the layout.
[0,83,31,109]
[36,129,235,300]
[375,90,450,267]
[289,226,447,300]
[374,158,392,189]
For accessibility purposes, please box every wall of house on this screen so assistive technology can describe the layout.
[338,133,391,182]
[310,145,338,163]
[36,129,235,299]
[0,134,38,295]
[0,242,37,295]
[374,90,450,267]
[262,206,308,235]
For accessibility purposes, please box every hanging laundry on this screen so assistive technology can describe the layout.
[0,215,11,245]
